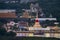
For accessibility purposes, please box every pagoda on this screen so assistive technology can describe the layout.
[33,12,42,28]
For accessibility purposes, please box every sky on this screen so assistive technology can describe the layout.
[20,0,38,3]
[0,0,38,3]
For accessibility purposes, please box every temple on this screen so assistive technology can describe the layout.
[20,10,34,18]
[33,12,42,28]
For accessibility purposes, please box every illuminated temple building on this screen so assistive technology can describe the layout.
[33,13,42,28]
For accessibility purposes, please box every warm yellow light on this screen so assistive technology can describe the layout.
[29,33,33,36]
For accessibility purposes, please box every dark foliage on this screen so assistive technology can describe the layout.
[0,27,16,37]
[6,31,16,37]
[0,28,7,36]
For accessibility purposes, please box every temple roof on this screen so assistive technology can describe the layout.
[0,13,16,18]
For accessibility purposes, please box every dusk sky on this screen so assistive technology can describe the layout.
[20,0,37,3]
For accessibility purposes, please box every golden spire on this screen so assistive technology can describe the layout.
[33,12,42,28]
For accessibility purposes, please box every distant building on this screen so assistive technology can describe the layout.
[17,21,29,31]
[20,10,34,18]
[18,21,28,27]
[0,10,16,18]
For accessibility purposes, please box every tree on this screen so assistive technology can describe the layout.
[0,22,4,27]
[0,28,7,36]
[6,31,16,37]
